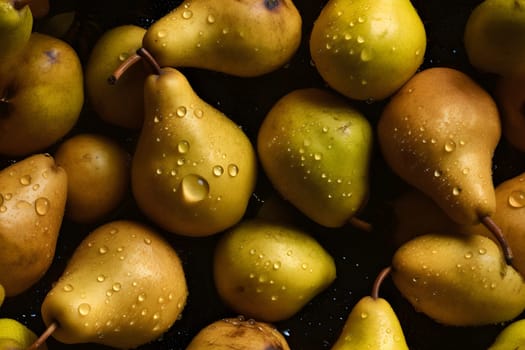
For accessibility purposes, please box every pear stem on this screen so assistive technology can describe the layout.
[371,266,391,300]
[108,52,142,85]
[12,0,32,10]
[26,322,58,350]
[348,216,373,233]
[136,47,163,76]
[480,215,514,266]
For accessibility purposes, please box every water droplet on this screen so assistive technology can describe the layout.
[360,312,368,319]
[444,140,456,152]
[357,16,366,23]
[176,106,187,117]
[181,174,210,203]
[181,10,193,19]
[175,140,190,154]
[508,190,525,208]
[19,175,31,185]
[434,170,442,177]
[99,246,108,254]
[478,248,487,255]
[464,252,473,259]
[452,187,462,196]
[78,303,91,316]
[344,33,352,40]
[360,48,373,61]
[63,284,74,292]
[301,263,308,270]
[118,53,128,61]
[138,293,146,302]
[228,164,239,177]
[35,197,50,215]
[462,168,470,175]
[112,283,122,292]
[156,30,166,38]
[212,165,224,177]
[207,14,216,23]
[356,36,365,44]
[273,261,281,270]
[97,275,106,282]
[176,158,185,166]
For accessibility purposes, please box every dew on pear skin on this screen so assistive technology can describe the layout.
[508,190,525,208]
[356,35,365,44]
[360,48,373,61]
[181,9,193,19]
[138,293,147,302]
[212,165,224,177]
[97,275,106,282]
[228,164,239,177]
[452,187,462,196]
[35,197,50,215]
[112,283,122,292]
[176,106,187,117]
[444,140,456,152]
[99,246,109,255]
[19,175,31,186]
[360,312,368,319]
[63,284,74,292]
[78,303,91,316]
[181,174,210,203]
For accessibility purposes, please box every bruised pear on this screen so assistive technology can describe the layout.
[40,220,188,349]
[186,316,290,350]
[142,0,302,77]
[132,62,257,237]
[0,154,67,297]
[391,233,525,326]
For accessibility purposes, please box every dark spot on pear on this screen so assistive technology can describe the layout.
[45,49,59,63]
[264,0,280,10]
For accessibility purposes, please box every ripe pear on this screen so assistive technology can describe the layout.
[464,0,525,77]
[391,233,525,326]
[213,218,336,322]
[0,32,84,156]
[141,0,302,77]
[0,318,47,350]
[309,0,426,101]
[0,154,67,297]
[132,63,257,237]
[257,88,373,228]
[54,133,130,224]
[488,319,525,350]
[40,220,188,348]
[377,67,508,256]
[186,316,291,350]
[85,25,148,129]
[494,76,525,152]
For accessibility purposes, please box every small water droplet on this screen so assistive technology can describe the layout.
[273,261,281,270]
[360,312,368,319]
[138,293,146,302]
[478,248,487,255]
[99,246,109,254]
[156,30,166,38]
[112,283,122,292]
[97,275,106,282]
[181,10,193,19]
[19,175,31,185]
[228,164,239,177]
[78,303,91,316]
[176,106,187,117]
[357,16,366,23]
[181,174,210,203]
[212,165,224,177]
[35,197,50,215]
[452,187,462,196]
[360,48,373,61]
[118,53,128,61]
[508,190,525,208]
[464,252,473,259]
[301,263,308,270]
[356,36,365,44]
[444,140,456,152]
[207,14,216,23]
[63,284,74,292]
[434,170,442,177]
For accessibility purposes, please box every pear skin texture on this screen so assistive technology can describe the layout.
[85,25,148,129]
[131,68,257,237]
[488,319,525,350]
[40,220,188,348]
[0,154,67,297]
[0,318,47,350]
[0,32,84,157]
[186,317,291,350]
[309,0,426,101]
[464,0,525,77]
[54,133,130,224]
[257,88,373,228]
[391,233,525,326]
[331,296,408,350]
[213,218,336,322]
[494,76,525,152]
[377,67,501,225]
[142,0,302,77]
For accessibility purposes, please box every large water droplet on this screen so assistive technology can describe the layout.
[228,164,239,177]
[181,174,210,203]
[176,106,187,117]
[212,165,224,177]
[19,175,31,186]
[112,283,122,292]
[508,190,525,208]
[181,10,193,19]
[78,303,91,316]
[35,197,50,215]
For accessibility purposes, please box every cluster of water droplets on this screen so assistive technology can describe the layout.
[0,172,51,216]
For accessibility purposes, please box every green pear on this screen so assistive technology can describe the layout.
[309,0,426,101]
[257,88,373,228]
[0,318,47,350]
[131,62,257,237]
[494,76,525,152]
[141,0,302,77]
[40,220,188,348]
[464,0,525,78]
[0,32,84,156]
[186,316,291,350]
[391,233,525,326]
[85,25,148,129]
[488,319,525,350]
[0,154,67,297]
[213,218,336,322]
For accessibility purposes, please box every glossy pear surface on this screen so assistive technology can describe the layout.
[0,318,47,350]
[132,67,257,236]
[213,218,336,322]
[41,220,188,348]
[186,316,291,350]
[0,32,84,156]
[142,0,302,77]
[464,0,525,77]
[392,233,525,326]
[488,319,525,350]
[331,296,408,350]
[0,154,67,297]
[85,25,148,129]
[310,0,426,100]
[257,88,373,227]
[378,67,501,225]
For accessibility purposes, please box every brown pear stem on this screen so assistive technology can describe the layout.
[12,0,32,10]
[480,215,514,266]
[26,322,58,350]
[371,266,391,300]
[136,47,163,76]
[108,52,142,85]
[348,216,373,233]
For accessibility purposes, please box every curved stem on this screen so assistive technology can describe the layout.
[371,266,391,300]
[12,0,32,10]
[348,216,373,233]
[136,47,163,76]
[27,322,58,350]
[108,52,142,85]
[480,215,513,266]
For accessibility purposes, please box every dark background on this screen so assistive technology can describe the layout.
[3,0,525,349]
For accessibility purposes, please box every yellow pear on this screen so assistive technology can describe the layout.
[310,0,426,101]
[488,319,525,350]
[142,0,302,77]
[132,57,257,237]
[0,154,67,297]
[39,220,188,348]
[0,318,47,350]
